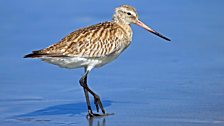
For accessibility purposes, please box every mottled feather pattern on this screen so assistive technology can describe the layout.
[24,5,171,116]
[36,22,132,58]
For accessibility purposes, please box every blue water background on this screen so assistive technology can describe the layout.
[0,0,224,126]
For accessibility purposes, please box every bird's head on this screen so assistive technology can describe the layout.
[113,5,171,41]
[113,5,139,24]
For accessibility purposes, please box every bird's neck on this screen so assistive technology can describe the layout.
[121,23,132,41]
[113,21,133,43]
[112,15,133,43]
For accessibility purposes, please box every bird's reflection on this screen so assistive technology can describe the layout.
[87,117,106,126]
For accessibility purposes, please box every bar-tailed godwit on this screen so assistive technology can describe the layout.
[24,5,171,118]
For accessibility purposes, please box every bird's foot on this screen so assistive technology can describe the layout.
[86,110,114,119]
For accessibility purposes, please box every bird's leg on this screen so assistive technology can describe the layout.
[79,68,106,117]
[79,70,93,116]
[84,82,105,114]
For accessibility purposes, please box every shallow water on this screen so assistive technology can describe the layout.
[1,0,224,126]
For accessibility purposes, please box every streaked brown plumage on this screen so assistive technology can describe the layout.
[35,21,132,58]
[24,5,171,118]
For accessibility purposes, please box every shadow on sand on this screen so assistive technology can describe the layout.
[16,100,112,117]
[11,100,112,126]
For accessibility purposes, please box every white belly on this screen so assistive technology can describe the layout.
[40,52,120,69]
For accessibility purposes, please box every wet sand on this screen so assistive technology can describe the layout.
[1,0,224,126]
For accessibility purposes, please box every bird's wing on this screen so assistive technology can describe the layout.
[32,22,129,58]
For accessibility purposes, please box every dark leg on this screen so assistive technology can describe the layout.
[82,68,92,115]
[79,68,106,117]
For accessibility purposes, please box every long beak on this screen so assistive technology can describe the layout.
[135,20,171,41]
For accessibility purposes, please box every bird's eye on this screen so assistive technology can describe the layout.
[127,12,131,15]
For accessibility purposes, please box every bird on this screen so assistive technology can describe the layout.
[24,5,171,118]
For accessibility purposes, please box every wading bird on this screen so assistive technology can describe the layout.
[24,5,171,118]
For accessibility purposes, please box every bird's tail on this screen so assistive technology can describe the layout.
[24,51,43,58]
[24,51,68,58]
